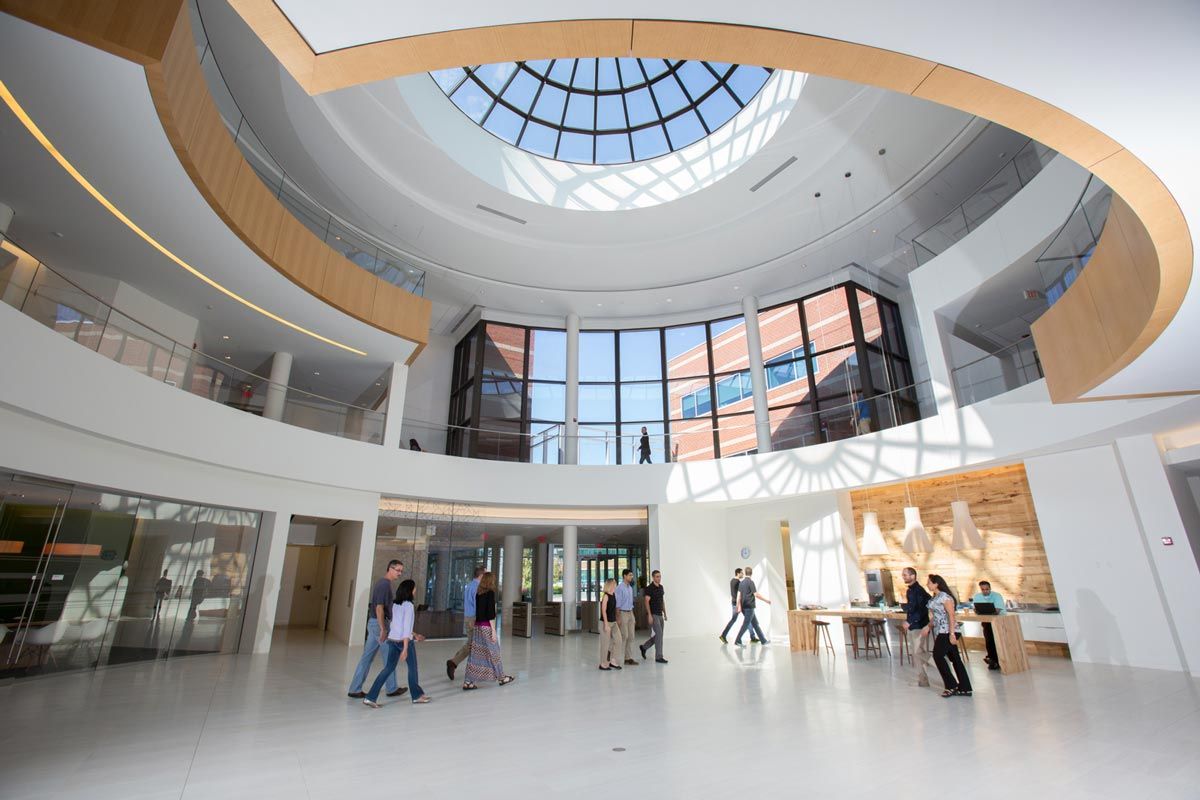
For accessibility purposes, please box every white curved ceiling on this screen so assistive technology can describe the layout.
[200,0,1029,323]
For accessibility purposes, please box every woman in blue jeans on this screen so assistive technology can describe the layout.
[363,579,431,707]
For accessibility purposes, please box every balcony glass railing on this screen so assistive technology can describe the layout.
[1035,175,1113,305]
[0,244,386,443]
[188,3,426,296]
[401,380,938,465]
[950,337,1043,406]
[911,139,1057,265]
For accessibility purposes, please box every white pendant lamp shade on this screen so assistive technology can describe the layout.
[859,512,889,556]
[950,500,986,550]
[902,506,933,553]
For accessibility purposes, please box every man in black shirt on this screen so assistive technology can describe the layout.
[900,567,934,687]
[638,427,652,464]
[719,568,760,643]
[734,566,771,646]
[639,570,668,663]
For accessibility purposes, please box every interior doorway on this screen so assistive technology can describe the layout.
[275,545,336,630]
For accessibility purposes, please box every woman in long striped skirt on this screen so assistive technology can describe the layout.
[462,571,515,690]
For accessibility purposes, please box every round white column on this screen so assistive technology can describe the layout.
[562,524,578,630]
[262,351,292,422]
[563,313,580,465]
[741,295,772,453]
[502,534,524,609]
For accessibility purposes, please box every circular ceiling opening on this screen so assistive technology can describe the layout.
[430,58,773,165]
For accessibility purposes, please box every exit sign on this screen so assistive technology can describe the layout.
[1161,537,1174,546]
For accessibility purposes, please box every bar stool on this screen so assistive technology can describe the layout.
[847,618,881,659]
[868,619,892,657]
[893,622,912,665]
[812,620,835,654]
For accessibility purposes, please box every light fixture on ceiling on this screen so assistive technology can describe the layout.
[665,298,672,303]
[901,483,933,553]
[859,490,889,556]
[313,371,320,376]
[224,355,231,360]
[0,79,367,357]
[51,231,64,238]
[949,473,986,550]
[814,192,821,198]
[221,335,230,340]
[878,148,887,156]
[844,171,852,178]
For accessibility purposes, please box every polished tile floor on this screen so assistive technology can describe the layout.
[2,628,1198,799]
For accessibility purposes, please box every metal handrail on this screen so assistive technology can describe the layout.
[949,336,1038,375]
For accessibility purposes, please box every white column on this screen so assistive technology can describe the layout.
[564,313,580,465]
[239,509,291,654]
[502,534,524,609]
[563,524,578,630]
[262,351,292,422]
[741,295,772,453]
[382,362,408,449]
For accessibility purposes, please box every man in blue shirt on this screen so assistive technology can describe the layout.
[972,580,1005,671]
[615,569,638,665]
[900,566,934,687]
[446,565,484,680]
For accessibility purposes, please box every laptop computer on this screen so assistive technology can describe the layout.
[974,601,998,615]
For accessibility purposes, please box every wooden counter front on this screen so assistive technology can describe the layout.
[787,608,1030,674]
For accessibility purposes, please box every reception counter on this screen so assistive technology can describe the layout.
[787,608,1031,674]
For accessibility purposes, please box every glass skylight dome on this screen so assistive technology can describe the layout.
[431,58,773,165]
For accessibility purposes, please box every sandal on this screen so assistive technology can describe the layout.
[412,695,431,704]
[954,688,973,697]
[362,699,381,709]
[462,682,477,691]
[498,675,515,686]
[940,690,956,698]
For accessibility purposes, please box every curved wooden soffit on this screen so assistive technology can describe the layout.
[227,3,1193,401]
[0,0,431,363]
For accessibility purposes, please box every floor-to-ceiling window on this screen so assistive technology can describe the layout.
[0,473,260,680]
[447,281,919,462]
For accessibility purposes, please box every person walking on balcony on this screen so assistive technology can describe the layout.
[362,579,430,707]
[462,571,515,690]
[639,570,668,663]
[616,569,638,665]
[446,565,484,680]
[347,559,407,700]
[638,426,652,463]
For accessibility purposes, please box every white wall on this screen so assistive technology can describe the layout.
[111,280,199,346]
[1026,443,1197,674]
[401,331,454,453]
[326,523,364,645]
[650,502,729,640]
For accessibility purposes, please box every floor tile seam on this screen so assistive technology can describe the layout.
[176,653,232,800]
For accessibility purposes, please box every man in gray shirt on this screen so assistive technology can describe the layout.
[347,559,406,699]
[734,566,771,646]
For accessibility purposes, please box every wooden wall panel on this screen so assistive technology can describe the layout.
[225,161,284,257]
[272,213,329,294]
[184,105,242,209]
[0,0,183,65]
[322,257,378,320]
[850,464,1057,606]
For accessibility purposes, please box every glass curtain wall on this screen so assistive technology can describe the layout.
[448,281,916,462]
[0,473,260,680]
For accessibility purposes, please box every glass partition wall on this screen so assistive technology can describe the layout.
[0,472,260,680]
[448,281,917,463]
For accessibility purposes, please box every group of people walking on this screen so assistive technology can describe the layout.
[598,569,670,669]
[900,566,973,697]
[347,560,514,710]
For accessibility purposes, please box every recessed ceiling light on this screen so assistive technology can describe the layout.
[878,148,887,156]
[844,171,852,178]
[733,285,739,290]
[871,229,877,234]
[999,152,1007,158]
[666,298,672,303]
[596,303,603,307]
[224,355,231,360]
[51,231,64,238]
[313,371,320,376]
[375,382,381,386]
[221,335,230,340]
[814,192,821,198]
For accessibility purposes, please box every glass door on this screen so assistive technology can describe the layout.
[0,474,72,676]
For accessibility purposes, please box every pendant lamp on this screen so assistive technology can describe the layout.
[901,483,933,553]
[949,474,986,551]
[860,511,890,556]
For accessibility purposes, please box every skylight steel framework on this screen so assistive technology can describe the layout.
[431,58,772,164]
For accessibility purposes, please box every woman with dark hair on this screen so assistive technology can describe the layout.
[363,579,430,707]
[919,574,972,697]
[462,571,515,690]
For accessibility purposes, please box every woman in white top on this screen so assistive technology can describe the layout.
[364,579,430,707]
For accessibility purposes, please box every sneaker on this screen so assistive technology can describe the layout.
[638,644,648,660]
[719,635,727,643]
[445,659,456,681]
[347,691,366,699]
[386,687,409,698]
[750,637,760,643]
[734,641,745,648]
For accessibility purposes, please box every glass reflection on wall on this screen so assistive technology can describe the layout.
[0,472,260,679]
